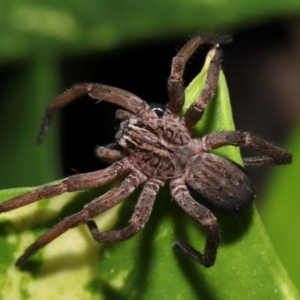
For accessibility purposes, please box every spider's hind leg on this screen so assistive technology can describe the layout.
[170,178,219,267]
[86,178,163,243]
[15,169,147,266]
[200,131,292,165]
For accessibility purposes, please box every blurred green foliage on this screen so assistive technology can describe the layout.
[1,0,300,61]
[1,0,300,299]
[262,120,300,290]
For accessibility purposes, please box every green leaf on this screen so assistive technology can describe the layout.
[260,120,300,291]
[0,50,298,299]
[184,52,242,165]
[0,57,61,188]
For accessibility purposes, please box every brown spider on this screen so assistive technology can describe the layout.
[0,35,292,268]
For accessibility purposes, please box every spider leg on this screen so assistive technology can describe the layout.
[199,131,292,165]
[15,169,147,266]
[170,178,219,267]
[86,178,163,242]
[115,109,136,121]
[0,159,130,213]
[95,144,125,164]
[37,83,156,144]
[166,34,232,116]
[242,156,276,166]
[183,46,222,129]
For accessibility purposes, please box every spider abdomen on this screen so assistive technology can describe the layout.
[186,153,254,214]
[116,118,192,179]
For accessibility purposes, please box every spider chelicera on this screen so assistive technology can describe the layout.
[0,34,292,268]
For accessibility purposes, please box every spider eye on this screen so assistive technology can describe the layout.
[148,103,165,118]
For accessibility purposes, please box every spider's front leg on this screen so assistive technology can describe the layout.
[170,178,219,267]
[0,159,130,213]
[36,84,156,144]
[200,131,292,165]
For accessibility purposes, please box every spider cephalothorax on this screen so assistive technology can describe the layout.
[116,117,192,178]
[0,34,292,268]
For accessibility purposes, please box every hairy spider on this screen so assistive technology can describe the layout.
[0,35,292,268]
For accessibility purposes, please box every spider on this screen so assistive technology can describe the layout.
[0,34,292,268]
